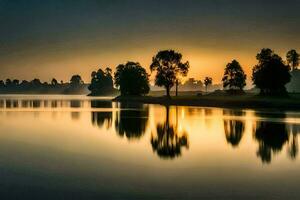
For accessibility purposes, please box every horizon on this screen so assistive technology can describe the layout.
[1,1,300,199]
[0,0,299,85]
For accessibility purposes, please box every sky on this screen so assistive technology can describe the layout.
[0,0,299,85]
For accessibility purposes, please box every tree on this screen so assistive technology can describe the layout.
[12,79,20,86]
[114,61,150,96]
[70,75,83,87]
[222,60,246,92]
[88,67,114,95]
[104,67,112,77]
[203,77,212,93]
[252,48,291,96]
[5,79,12,87]
[51,78,58,86]
[31,79,42,87]
[43,82,49,86]
[286,49,299,71]
[20,80,30,88]
[150,50,189,97]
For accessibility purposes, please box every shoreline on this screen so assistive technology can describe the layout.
[113,94,300,111]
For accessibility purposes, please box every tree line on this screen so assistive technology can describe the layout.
[1,48,298,96]
[108,48,298,97]
[0,75,86,94]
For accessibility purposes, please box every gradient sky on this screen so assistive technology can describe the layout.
[0,0,299,84]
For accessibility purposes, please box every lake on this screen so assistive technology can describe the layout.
[0,95,300,200]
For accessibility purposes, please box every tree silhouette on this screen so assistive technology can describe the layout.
[31,79,42,87]
[5,79,12,87]
[43,81,49,86]
[114,61,150,96]
[203,77,212,93]
[88,67,114,95]
[150,50,189,97]
[151,106,189,159]
[70,75,84,87]
[12,79,19,86]
[20,80,30,89]
[222,60,246,92]
[286,49,299,71]
[252,48,291,96]
[51,78,58,86]
[104,67,112,77]
[0,76,88,94]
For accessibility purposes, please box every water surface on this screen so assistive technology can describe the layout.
[0,95,300,199]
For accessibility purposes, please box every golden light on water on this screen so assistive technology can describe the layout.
[1,96,300,198]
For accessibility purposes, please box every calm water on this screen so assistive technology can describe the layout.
[0,95,300,199]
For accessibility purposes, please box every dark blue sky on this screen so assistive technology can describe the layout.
[0,0,299,82]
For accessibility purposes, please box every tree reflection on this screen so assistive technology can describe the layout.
[114,103,149,140]
[288,134,298,160]
[254,115,289,164]
[151,106,189,159]
[287,124,300,160]
[32,100,41,108]
[51,100,58,108]
[5,100,12,108]
[91,100,112,129]
[223,110,245,147]
[92,112,112,129]
[71,112,80,120]
[70,100,82,120]
[224,120,245,147]
[70,100,82,108]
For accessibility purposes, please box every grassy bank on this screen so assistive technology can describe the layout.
[113,93,300,111]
